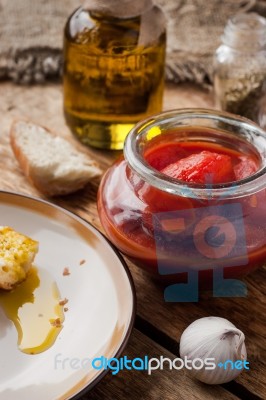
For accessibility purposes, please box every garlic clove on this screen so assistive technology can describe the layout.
[180,316,247,384]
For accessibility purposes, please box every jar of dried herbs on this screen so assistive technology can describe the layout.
[214,13,266,129]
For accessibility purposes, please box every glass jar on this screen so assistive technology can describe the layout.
[214,13,266,129]
[63,1,166,150]
[98,109,266,290]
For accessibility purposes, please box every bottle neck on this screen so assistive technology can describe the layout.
[222,13,266,52]
[82,0,153,18]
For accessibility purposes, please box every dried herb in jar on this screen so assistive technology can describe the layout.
[214,13,266,129]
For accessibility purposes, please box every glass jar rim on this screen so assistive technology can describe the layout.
[124,108,266,200]
[222,12,266,50]
[228,12,266,32]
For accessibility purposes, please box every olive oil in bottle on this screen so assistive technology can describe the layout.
[63,2,166,150]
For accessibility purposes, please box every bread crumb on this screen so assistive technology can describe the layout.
[0,226,38,290]
[59,298,68,306]
[63,267,70,276]
[64,307,69,312]
[38,313,43,317]
[50,318,62,328]
[79,259,86,266]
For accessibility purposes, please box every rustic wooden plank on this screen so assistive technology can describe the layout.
[0,81,213,223]
[131,262,266,399]
[83,329,240,400]
[0,82,265,398]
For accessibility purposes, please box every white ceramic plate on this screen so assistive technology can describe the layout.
[0,191,135,400]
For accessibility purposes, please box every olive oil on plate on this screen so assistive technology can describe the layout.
[0,267,64,355]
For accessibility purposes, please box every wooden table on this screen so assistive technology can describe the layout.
[0,82,265,400]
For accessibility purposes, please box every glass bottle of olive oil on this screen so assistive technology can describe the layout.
[63,2,166,150]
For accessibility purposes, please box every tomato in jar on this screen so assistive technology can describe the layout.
[98,110,266,287]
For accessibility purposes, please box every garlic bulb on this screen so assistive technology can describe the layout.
[180,316,247,384]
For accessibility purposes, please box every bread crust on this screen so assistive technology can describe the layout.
[10,120,101,197]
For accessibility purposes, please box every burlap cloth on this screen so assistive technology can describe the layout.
[0,0,265,86]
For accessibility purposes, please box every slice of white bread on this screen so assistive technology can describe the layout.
[0,226,39,290]
[10,120,101,196]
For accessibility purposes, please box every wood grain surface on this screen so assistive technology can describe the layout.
[0,82,265,400]
[87,330,240,400]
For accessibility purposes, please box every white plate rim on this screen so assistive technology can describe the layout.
[0,190,136,399]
